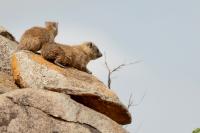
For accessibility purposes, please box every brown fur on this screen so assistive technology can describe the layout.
[0,31,16,42]
[41,42,102,74]
[17,21,58,53]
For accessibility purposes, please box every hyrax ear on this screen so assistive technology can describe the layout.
[86,42,93,48]
[54,22,58,28]
[45,21,51,26]
[45,21,58,27]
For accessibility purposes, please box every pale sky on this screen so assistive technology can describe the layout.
[1,0,200,132]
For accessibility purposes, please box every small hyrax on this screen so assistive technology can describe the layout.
[17,21,58,53]
[41,42,102,74]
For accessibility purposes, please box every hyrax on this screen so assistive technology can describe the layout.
[41,42,102,74]
[17,21,58,53]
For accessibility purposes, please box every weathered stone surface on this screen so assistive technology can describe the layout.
[0,26,16,42]
[0,72,19,94]
[0,35,17,75]
[0,88,127,133]
[11,50,131,124]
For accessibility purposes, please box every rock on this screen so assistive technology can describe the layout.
[0,88,127,133]
[0,35,18,75]
[0,26,16,42]
[11,50,132,125]
[0,72,19,94]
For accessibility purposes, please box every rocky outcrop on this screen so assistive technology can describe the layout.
[0,88,127,133]
[0,35,17,75]
[0,26,132,133]
[11,50,131,125]
[0,72,19,94]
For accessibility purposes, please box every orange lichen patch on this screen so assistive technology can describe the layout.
[11,54,26,88]
[11,55,20,82]
[30,53,65,73]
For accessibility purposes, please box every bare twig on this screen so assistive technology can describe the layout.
[111,61,141,73]
[104,53,145,132]
[127,93,134,109]
[133,89,147,106]
[104,54,112,89]
[104,53,141,89]
[125,90,146,132]
[127,88,148,109]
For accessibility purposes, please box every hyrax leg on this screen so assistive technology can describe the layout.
[81,67,92,74]
[54,53,72,68]
[54,60,66,68]
[86,68,92,74]
[54,55,67,68]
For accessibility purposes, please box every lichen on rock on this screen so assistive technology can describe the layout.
[0,35,17,75]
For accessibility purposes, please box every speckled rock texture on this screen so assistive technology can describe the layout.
[0,35,17,75]
[11,50,132,125]
[0,72,19,94]
[0,88,128,133]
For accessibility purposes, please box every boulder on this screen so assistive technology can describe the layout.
[0,35,17,75]
[0,72,19,94]
[0,88,128,133]
[11,50,132,125]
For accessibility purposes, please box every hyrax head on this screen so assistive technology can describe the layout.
[45,21,58,36]
[82,42,102,60]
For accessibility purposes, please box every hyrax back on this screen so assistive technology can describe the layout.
[18,21,58,53]
[41,42,102,74]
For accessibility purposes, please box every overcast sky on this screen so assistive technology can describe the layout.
[1,0,200,132]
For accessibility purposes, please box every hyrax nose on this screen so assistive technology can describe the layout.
[98,52,102,57]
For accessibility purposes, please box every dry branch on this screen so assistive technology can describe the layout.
[104,53,141,89]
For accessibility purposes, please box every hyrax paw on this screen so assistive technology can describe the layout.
[86,69,92,74]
